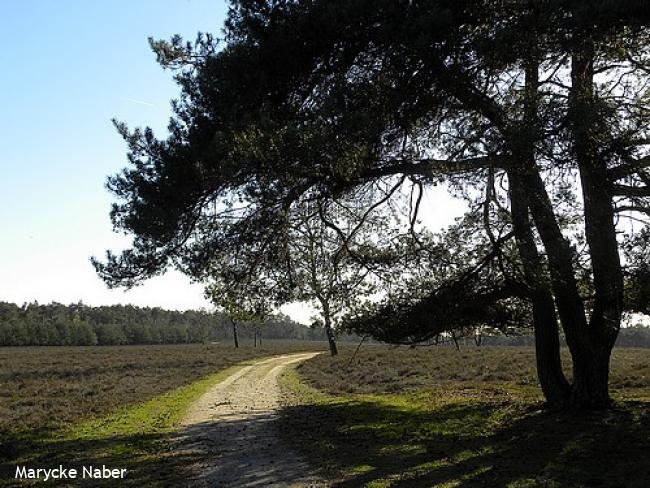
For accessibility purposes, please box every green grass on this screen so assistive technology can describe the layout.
[0,341,326,486]
[69,362,248,440]
[279,346,650,487]
[1,362,259,487]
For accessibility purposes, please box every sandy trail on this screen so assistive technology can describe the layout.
[176,352,327,487]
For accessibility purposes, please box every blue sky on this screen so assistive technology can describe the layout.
[0,0,228,311]
[0,1,465,321]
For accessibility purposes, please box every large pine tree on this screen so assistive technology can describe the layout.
[94,1,650,409]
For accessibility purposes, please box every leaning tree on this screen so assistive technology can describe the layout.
[94,0,650,409]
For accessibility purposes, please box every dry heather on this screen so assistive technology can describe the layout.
[296,345,650,397]
[0,341,321,438]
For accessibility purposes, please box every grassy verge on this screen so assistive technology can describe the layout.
[1,352,294,487]
[69,362,248,440]
[0,341,322,438]
[279,348,650,488]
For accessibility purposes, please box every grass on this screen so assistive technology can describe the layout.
[0,340,325,486]
[3,343,647,486]
[0,341,319,437]
[3,363,253,487]
[279,346,650,487]
[296,346,650,399]
[69,362,248,439]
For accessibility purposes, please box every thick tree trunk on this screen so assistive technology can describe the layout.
[510,171,571,406]
[522,161,616,409]
[508,57,571,407]
[566,36,622,409]
[532,298,572,406]
[570,346,612,409]
[231,318,239,349]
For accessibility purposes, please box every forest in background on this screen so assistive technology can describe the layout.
[1,301,649,348]
[0,301,326,346]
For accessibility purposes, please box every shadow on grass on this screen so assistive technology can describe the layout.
[2,398,649,487]
[0,427,200,487]
[279,398,650,487]
[0,412,322,488]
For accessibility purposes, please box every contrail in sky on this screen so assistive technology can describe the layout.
[126,98,155,107]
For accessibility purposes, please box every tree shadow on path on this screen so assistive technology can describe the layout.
[176,411,326,487]
[1,411,326,487]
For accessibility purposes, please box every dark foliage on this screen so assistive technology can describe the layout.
[0,301,324,346]
[92,1,650,408]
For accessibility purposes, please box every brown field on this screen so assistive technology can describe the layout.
[296,345,650,398]
[0,342,323,454]
[1,343,648,487]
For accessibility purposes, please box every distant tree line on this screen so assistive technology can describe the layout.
[0,302,327,346]
[426,324,650,349]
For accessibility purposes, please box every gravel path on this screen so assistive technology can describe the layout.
[176,352,327,487]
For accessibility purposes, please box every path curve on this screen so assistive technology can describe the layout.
[176,352,327,487]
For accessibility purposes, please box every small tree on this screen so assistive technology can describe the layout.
[287,197,394,356]
[206,269,274,349]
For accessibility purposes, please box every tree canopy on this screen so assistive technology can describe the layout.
[94,1,650,408]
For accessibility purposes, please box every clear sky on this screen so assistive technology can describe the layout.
[0,1,465,323]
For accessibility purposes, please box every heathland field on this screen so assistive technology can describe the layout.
[280,346,650,487]
[0,341,324,486]
[1,344,649,487]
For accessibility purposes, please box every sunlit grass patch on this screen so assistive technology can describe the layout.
[279,349,650,487]
[69,363,248,439]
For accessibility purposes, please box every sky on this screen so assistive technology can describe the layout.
[0,1,465,323]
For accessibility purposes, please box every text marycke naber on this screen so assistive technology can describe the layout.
[15,465,127,481]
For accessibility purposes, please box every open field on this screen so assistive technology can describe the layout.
[0,341,325,486]
[297,346,650,399]
[2,343,648,486]
[280,346,650,487]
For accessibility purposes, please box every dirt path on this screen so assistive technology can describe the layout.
[177,352,327,487]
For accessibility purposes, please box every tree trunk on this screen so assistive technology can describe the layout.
[450,330,460,351]
[570,345,612,409]
[566,35,622,409]
[231,318,239,349]
[319,299,338,356]
[509,56,571,407]
[511,175,571,406]
[254,329,257,348]
[323,314,338,356]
